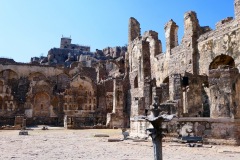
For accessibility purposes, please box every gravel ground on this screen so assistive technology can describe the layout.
[0,127,239,160]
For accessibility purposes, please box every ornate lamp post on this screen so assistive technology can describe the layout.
[145,96,175,160]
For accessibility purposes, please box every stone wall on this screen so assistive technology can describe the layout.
[127,0,240,143]
[0,62,107,127]
[168,118,240,145]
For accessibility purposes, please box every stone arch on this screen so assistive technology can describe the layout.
[106,61,119,71]
[33,92,50,117]
[208,54,238,118]
[0,69,18,80]
[209,54,235,70]
[29,72,47,81]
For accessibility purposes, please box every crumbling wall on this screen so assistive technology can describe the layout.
[198,20,240,76]
[127,1,240,142]
[209,67,239,118]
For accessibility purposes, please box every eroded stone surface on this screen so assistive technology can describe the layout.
[128,0,240,144]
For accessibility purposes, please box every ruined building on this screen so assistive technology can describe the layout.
[0,36,127,129]
[0,0,240,145]
[128,0,240,145]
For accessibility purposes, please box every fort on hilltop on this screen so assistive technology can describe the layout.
[0,0,240,145]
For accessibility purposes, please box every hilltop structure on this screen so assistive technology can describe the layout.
[0,0,240,145]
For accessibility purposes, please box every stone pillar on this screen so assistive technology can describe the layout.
[164,19,178,59]
[183,11,199,39]
[113,78,124,116]
[235,0,240,20]
[128,17,141,43]
[131,97,145,117]
[182,11,200,74]
[96,63,107,82]
[144,83,152,110]
[141,40,151,81]
[107,78,125,128]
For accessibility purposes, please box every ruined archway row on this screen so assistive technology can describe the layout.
[0,66,98,126]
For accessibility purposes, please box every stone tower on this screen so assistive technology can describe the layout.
[182,11,200,74]
[60,37,72,49]
[164,19,178,59]
[128,17,141,43]
[235,0,240,19]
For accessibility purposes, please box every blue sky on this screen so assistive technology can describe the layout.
[0,0,235,62]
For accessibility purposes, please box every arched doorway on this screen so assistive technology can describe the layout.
[208,54,238,118]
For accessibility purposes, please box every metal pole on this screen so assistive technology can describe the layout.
[146,96,175,160]
[148,127,163,160]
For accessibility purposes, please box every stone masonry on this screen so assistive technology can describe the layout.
[128,0,240,145]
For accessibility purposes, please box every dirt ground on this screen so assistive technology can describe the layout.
[0,127,240,160]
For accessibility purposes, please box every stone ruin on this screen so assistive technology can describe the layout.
[0,35,127,129]
[129,0,240,145]
[0,0,240,145]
